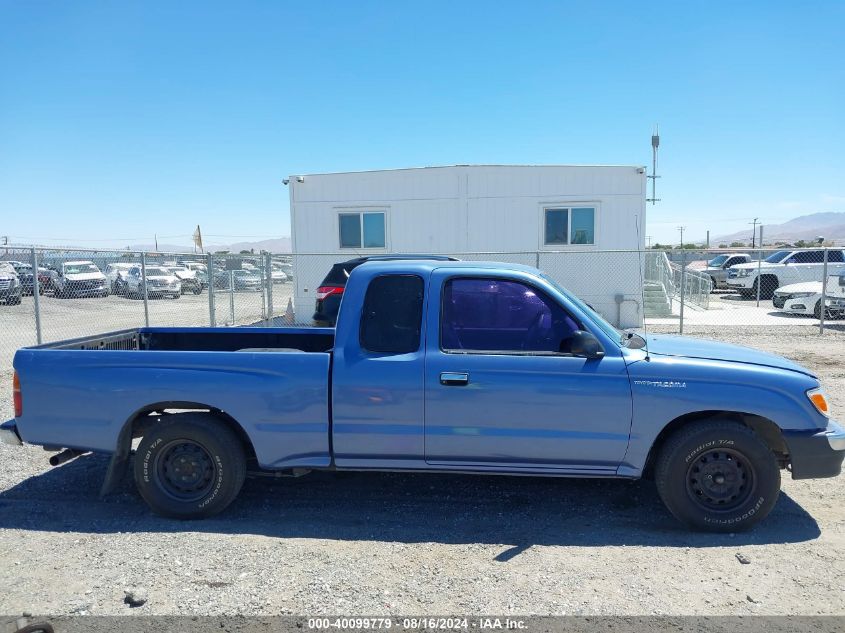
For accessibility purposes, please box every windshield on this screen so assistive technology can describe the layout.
[64,263,99,274]
[707,255,729,267]
[539,273,624,345]
[764,250,791,263]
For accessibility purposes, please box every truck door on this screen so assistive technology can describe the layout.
[331,273,428,467]
[424,271,632,473]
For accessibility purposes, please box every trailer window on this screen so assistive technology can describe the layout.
[543,207,595,245]
[360,275,424,354]
[339,212,386,249]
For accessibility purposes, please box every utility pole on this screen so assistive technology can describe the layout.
[678,226,685,248]
[750,217,759,248]
[646,235,653,249]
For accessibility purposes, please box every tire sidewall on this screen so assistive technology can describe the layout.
[134,419,244,519]
[658,425,780,531]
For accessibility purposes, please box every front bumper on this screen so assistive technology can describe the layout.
[0,420,22,446]
[783,420,845,479]
[726,278,753,289]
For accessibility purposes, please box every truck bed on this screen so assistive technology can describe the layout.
[14,327,335,469]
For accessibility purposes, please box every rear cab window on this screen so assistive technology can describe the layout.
[359,275,425,354]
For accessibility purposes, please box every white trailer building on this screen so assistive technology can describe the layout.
[287,165,646,327]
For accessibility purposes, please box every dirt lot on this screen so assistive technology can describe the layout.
[0,326,843,616]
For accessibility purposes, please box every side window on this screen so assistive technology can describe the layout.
[441,278,581,353]
[827,250,844,263]
[793,251,824,264]
[359,275,424,354]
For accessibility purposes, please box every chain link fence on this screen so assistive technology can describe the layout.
[2,245,843,370]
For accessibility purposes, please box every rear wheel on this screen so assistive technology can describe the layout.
[654,420,780,532]
[133,414,247,519]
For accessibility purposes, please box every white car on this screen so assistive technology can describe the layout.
[772,281,826,318]
[824,272,845,318]
[270,265,289,284]
[104,262,137,293]
[121,265,182,299]
[726,248,845,299]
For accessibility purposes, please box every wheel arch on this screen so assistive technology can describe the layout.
[100,401,257,496]
[642,409,788,479]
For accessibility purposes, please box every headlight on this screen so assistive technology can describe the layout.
[790,292,814,298]
[807,388,830,417]
[738,269,750,277]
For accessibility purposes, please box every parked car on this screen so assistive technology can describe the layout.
[121,266,181,299]
[9,262,43,296]
[313,255,458,325]
[275,261,293,281]
[823,273,845,318]
[726,249,845,299]
[270,265,288,284]
[772,281,828,318]
[0,263,22,305]
[104,263,137,294]
[4,258,843,531]
[214,269,263,292]
[695,253,751,290]
[50,261,109,298]
[164,265,203,295]
[177,261,210,288]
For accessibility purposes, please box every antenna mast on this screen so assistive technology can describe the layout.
[647,124,661,204]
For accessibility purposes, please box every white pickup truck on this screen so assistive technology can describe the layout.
[726,249,845,299]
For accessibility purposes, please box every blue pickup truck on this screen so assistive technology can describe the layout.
[3,259,844,531]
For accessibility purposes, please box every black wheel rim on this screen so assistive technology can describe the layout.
[154,440,216,502]
[686,448,756,512]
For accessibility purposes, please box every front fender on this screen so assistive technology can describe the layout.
[620,354,824,475]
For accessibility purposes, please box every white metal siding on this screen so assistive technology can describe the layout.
[289,165,646,327]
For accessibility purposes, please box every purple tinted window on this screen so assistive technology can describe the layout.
[441,278,581,353]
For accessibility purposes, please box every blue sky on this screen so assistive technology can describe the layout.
[1,1,843,248]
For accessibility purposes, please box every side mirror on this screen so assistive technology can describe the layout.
[568,330,605,359]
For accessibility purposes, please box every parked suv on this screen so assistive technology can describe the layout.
[697,253,751,290]
[726,249,845,299]
[51,261,109,298]
[313,255,458,325]
[122,265,182,299]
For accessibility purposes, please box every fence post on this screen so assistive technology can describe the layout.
[679,249,686,334]
[229,270,235,325]
[31,247,42,344]
[755,248,763,307]
[819,248,828,335]
[207,253,216,326]
[140,251,150,327]
[265,252,274,326]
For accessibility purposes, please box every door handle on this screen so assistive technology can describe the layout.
[440,372,469,386]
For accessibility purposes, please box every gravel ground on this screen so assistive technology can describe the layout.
[0,325,843,616]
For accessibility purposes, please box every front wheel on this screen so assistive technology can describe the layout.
[133,414,247,519]
[654,420,780,532]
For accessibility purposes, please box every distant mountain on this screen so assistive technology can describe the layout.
[218,237,292,254]
[712,212,845,245]
[128,237,292,255]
